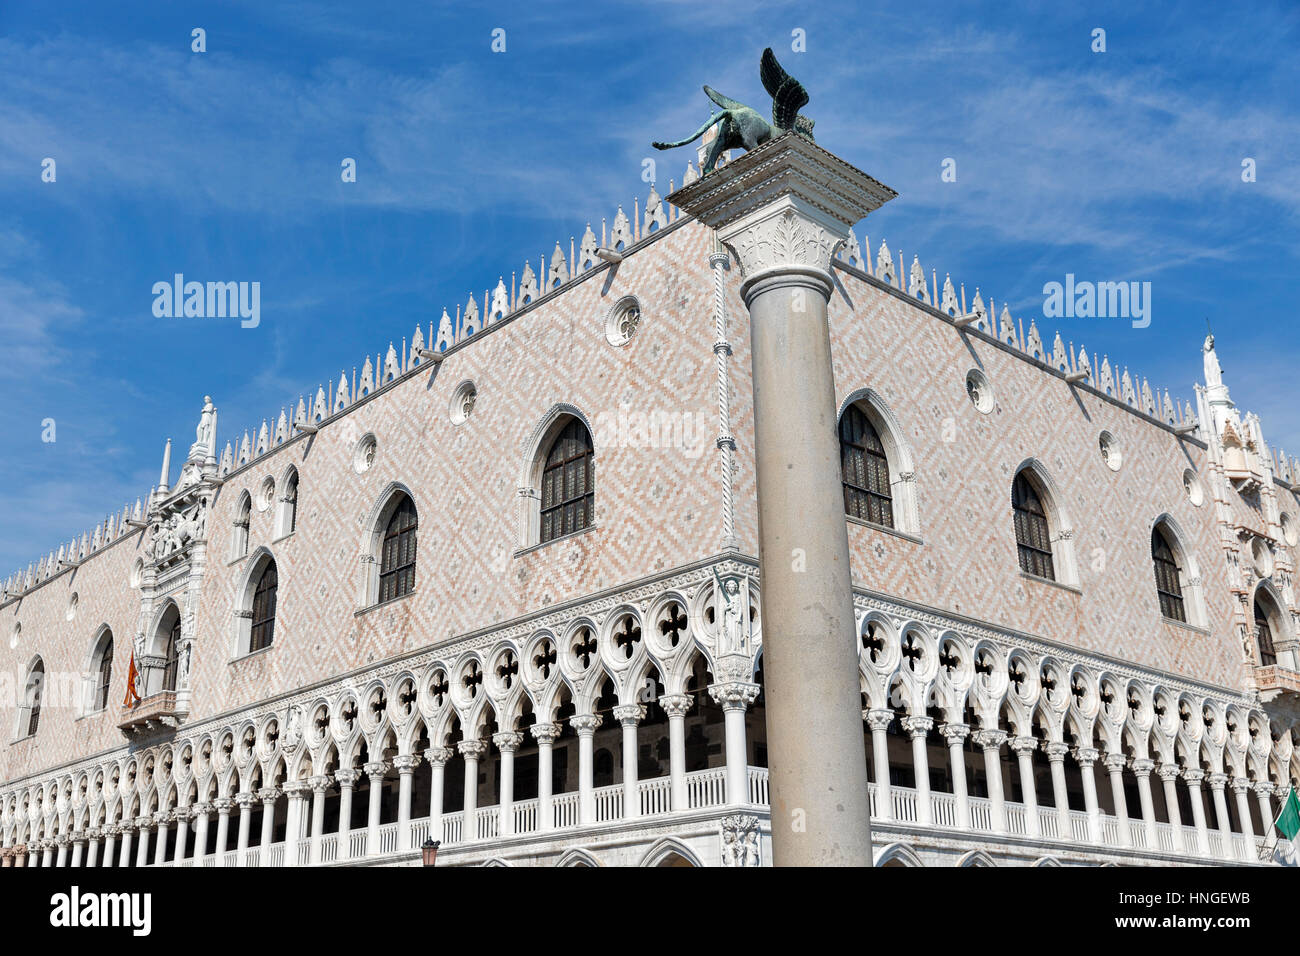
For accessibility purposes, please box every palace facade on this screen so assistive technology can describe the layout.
[3,146,1300,868]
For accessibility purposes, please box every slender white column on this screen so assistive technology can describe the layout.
[901,716,934,826]
[940,723,971,830]
[363,761,388,856]
[613,704,645,819]
[1182,769,1213,858]
[711,682,759,807]
[1044,742,1072,840]
[135,817,152,867]
[1255,781,1277,845]
[1073,747,1103,843]
[1131,758,1159,850]
[42,841,54,867]
[257,788,280,860]
[1010,736,1041,837]
[393,755,421,852]
[86,833,100,868]
[1231,777,1257,861]
[55,837,68,868]
[305,776,328,866]
[1156,765,1185,853]
[1207,772,1234,860]
[152,812,169,866]
[866,710,894,822]
[528,724,559,830]
[174,807,191,864]
[1103,752,1132,848]
[213,799,232,864]
[457,742,486,837]
[670,136,891,867]
[283,782,310,866]
[423,749,452,843]
[492,733,522,836]
[570,715,601,825]
[118,825,134,867]
[659,696,692,812]
[102,826,117,867]
[334,770,359,860]
[192,804,211,864]
[974,729,1009,834]
[69,837,83,868]
[235,792,255,866]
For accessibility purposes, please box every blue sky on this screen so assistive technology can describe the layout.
[0,0,1297,574]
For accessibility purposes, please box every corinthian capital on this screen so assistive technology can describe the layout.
[709,681,760,712]
[658,695,694,719]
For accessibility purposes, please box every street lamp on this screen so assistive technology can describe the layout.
[421,839,441,867]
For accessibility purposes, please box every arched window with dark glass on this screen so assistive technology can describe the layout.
[1256,598,1278,666]
[250,561,278,652]
[161,614,181,692]
[24,659,44,737]
[1152,527,1186,623]
[1012,472,1055,581]
[379,496,418,603]
[540,420,595,543]
[95,633,114,712]
[839,404,893,527]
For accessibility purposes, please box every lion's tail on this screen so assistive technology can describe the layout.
[652,112,727,151]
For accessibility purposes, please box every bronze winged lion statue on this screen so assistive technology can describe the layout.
[653,48,815,175]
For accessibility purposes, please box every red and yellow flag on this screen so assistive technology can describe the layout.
[123,652,142,708]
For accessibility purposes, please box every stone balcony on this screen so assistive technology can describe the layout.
[124,766,1269,869]
[118,691,181,736]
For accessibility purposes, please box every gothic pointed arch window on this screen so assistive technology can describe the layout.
[1012,471,1055,581]
[91,629,114,712]
[20,658,44,737]
[233,491,251,559]
[1152,527,1186,623]
[161,611,181,692]
[379,495,418,603]
[250,560,278,652]
[1256,596,1278,667]
[839,403,893,527]
[275,469,298,538]
[540,419,595,544]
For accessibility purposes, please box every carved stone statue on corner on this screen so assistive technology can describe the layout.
[653,48,815,175]
[720,813,762,867]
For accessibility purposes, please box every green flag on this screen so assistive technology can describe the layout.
[1276,787,1300,841]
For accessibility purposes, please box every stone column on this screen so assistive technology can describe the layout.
[940,723,971,830]
[118,824,134,867]
[613,704,646,819]
[529,724,560,830]
[1207,772,1234,860]
[670,134,894,866]
[152,812,169,866]
[1255,781,1277,843]
[70,836,84,868]
[393,755,421,852]
[423,749,453,843]
[570,715,601,825]
[135,816,152,867]
[1182,769,1213,858]
[282,781,308,866]
[257,788,280,861]
[334,770,359,859]
[710,682,759,807]
[102,826,117,867]
[213,799,232,864]
[55,836,68,868]
[1231,777,1257,861]
[658,696,692,812]
[901,716,934,826]
[236,792,255,866]
[457,742,486,837]
[1156,765,1185,853]
[974,729,1009,835]
[306,776,329,866]
[363,761,388,856]
[865,710,894,823]
[41,841,54,867]
[1010,736,1041,838]
[1044,742,1072,840]
[1074,748,1103,843]
[1130,758,1159,850]
[1103,752,1132,848]
[492,733,522,836]
[173,807,191,863]
[191,803,211,864]
[86,831,100,868]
